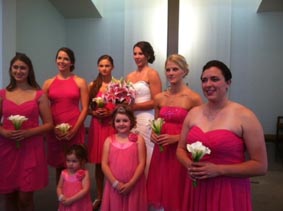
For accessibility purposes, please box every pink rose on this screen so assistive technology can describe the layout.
[76,170,85,180]
[128,133,138,142]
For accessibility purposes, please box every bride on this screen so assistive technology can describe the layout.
[126,41,162,177]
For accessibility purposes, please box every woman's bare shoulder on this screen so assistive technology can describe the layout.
[73,75,88,86]
[126,70,136,79]
[184,88,203,105]
[231,101,258,120]
[42,77,56,89]
[147,67,159,76]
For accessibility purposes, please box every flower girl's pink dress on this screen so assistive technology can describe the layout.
[101,135,147,211]
[58,169,92,211]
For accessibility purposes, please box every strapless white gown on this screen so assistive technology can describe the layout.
[132,81,154,177]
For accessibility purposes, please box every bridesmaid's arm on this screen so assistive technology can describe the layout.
[42,78,54,94]
[176,114,193,168]
[101,137,119,186]
[150,92,162,143]
[0,97,10,138]
[68,77,89,139]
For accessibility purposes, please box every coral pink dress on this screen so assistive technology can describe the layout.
[147,107,188,210]
[101,135,147,211]
[0,89,48,193]
[182,126,252,211]
[88,92,115,163]
[58,169,92,211]
[47,76,85,167]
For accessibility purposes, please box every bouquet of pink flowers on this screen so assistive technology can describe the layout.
[104,77,136,105]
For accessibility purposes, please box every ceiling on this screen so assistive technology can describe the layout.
[48,0,282,19]
[257,0,283,12]
[48,0,102,19]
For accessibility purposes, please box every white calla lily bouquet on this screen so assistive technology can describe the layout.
[149,117,165,152]
[91,97,105,109]
[55,123,71,135]
[187,141,211,187]
[8,115,28,148]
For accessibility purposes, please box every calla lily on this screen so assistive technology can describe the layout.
[150,118,165,135]
[8,115,28,148]
[187,141,211,187]
[149,118,165,152]
[92,97,105,108]
[187,141,211,161]
[55,123,71,134]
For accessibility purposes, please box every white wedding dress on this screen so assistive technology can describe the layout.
[132,81,154,177]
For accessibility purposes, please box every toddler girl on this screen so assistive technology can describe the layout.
[57,144,92,211]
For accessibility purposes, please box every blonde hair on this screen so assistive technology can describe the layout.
[165,54,189,77]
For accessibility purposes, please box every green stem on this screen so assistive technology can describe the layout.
[193,180,198,187]
[16,140,20,149]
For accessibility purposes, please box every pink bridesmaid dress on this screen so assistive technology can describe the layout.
[182,126,252,211]
[0,89,48,193]
[88,92,115,163]
[47,76,85,167]
[147,107,188,210]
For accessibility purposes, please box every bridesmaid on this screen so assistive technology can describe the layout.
[147,54,202,211]
[42,47,89,184]
[126,41,162,177]
[176,60,267,211]
[0,53,53,210]
[88,55,115,210]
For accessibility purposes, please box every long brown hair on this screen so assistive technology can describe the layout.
[6,53,41,91]
[89,55,114,102]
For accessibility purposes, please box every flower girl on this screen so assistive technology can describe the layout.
[57,144,92,211]
[101,105,147,211]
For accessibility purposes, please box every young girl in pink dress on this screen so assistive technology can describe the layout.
[57,144,92,211]
[88,55,115,210]
[101,105,147,211]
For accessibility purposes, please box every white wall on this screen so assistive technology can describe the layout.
[66,0,167,86]
[230,1,283,133]
[1,0,16,88]
[15,0,66,85]
[179,0,232,99]
[1,0,283,134]
[65,1,126,83]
